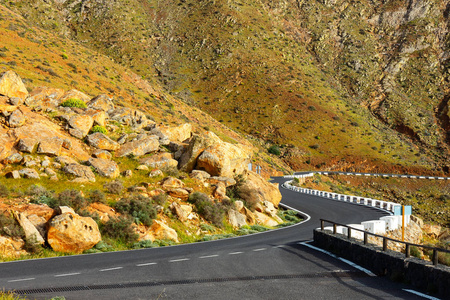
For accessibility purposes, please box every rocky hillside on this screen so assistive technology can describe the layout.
[0,68,295,259]
[1,0,448,174]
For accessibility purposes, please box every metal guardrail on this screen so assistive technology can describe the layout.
[320,219,450,267]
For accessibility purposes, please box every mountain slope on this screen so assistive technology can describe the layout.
[2,0,449,174]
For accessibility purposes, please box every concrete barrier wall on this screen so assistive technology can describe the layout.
[313,229,450,298]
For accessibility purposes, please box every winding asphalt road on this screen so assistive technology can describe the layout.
[0,177,431,299]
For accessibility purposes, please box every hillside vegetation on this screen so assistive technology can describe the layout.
[1,0,448,174]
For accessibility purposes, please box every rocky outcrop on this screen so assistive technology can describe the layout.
[116,135,159,157]
[47,211,101,253]
[86,132,119,151]
[140,152,178,169]
[62,163,96,182]
[14,212,45,246]
[158,123,192,142]
[228,209,247,228]
[88,157,120,178]
[87,94,114,112]
[139,220,179,243]
[0,71,28,100]
[68,114,94,139]
[170,202,193,222]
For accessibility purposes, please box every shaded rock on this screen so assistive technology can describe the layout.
[140,152,178,169]
[208,176,236,187]
[84,109,106,127]
[18,168,39,179]
[149,169,163,177]
[0,71,28,100]
[158,123,192,142]
[116,135,159,157]
[160,176,184,189]
[86,132,119,151]
[37,137,63,156]
[24,86,64,109]
[55,155,78,166]
[16,137,38,153]
[44,167,57,176]
[92,149,112,160]
[5,170,20,179]
[234,200,245,212]
[26,214,48,238]
[8,97,23,106]
[8,109,26,128]
[423,224,441,238]
[62,163,95,182]
[47,212,101,253]
[168,141,188,160]
[88,157,120,178]
[87,94,114,112]
[3,153,23,165]
[14,212,45,246]
[109,107,151,129]
[68,114,94,138]
[237,171,282,207]
[213,182,228,201]
[122,169,133,177]
[228,209,247,228]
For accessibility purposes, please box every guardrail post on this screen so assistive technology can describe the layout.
[333,224,337,234]
[383,238,387,251]
[347,227,351,239]
[432,249,438,266]
[321,220,324,230]
[364,232,368,244]
[405,244,410,258]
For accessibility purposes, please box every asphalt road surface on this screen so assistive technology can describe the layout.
[0,177,431,299]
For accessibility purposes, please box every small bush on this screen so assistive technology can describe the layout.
[104,180,124,194]
[152,193,167,206]
[132,240,159,249]
[90,125,107,134]
[188,192,225,227]
[100,217,138,244]
[88,189,107,204]
[115,195,156,226]
[410,245,421,258]
[0,184,9,197]
[0,214,24,238]
[268,145,281,156]
[60,98,87,108]
[55,189,87,211]
[161,166,181,178]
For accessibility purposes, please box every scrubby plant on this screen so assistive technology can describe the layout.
[88,189,107,204]
[100,217,138,244]
[60,98,87,108]
[0,184,9,197]
[114,194,156,226]
[104,180,124,194]
[152,193,168,206]
[0,213,24,238]
[90,125,107,134]
[268,144,281,156]
[55,189,87,211]
[132,240,159,249]
[188,192,225,227]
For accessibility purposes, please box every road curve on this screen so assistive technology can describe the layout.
[0,177,428,300]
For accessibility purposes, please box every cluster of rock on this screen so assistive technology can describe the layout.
[0,70,283,255]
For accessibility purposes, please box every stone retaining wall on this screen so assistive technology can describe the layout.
[313,229,450,298]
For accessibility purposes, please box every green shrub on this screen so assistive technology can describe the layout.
[104,180,124,194]
[90,125,107,134]
[0,184,9,197]
[410,245,421,258]
[114,195,156,226]
[60,98,87,108]
[0,213,24,238]
[152,193,167,206]
[100,216,138,244]
[88,189,107,204]
[132,240,159,249]
[55,189,87,211]
[188,192,225,227]
[268,145,281,156]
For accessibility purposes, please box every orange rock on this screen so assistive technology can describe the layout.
[0,71,28,100]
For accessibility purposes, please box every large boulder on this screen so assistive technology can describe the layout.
[140,152,178,169]
[158,123,192,142]
[18,168,40,179]
[254,211,279,227]
[0,236,26,258]
[116,135,159,157]
[87,94,114,112]
[146,220,179,242]
[170,202,193,222]
[84,109,107,127]
[62,163,96,182]
[86,132,119,151]
[0,71,28,100]
[178,132,221,173]
[24,86,65,109]
[237,171,282,208]
[160,176,185,189]
[88,157,120,178]
[8,109,26,128]
[59,89,91,104]
[108,107,151,129]
[68,114,94,139]
[228,209,248,228]
[196,138,252,178]
[47,212,101,253]
[37,137,63,156]
[14,212,45,246]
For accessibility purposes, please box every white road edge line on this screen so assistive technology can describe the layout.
[136,262,157,267]
[199,255,219,259]
[54,272,81,277]
[7,278,35,283]
[228,252,243,255]
[299,242,376,277]
[253,248,267,252]
[169,258,190,263]
[403,289,441,300]
[99,267,123,272]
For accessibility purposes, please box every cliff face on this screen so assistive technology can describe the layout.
[2,0,449,172]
